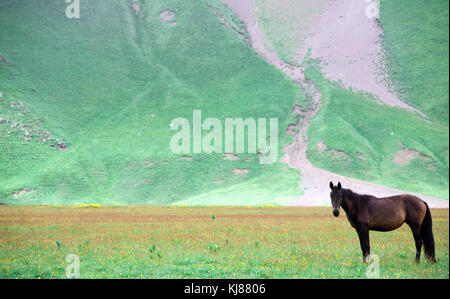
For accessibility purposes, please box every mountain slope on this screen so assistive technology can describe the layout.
[0,0,302,204]
[1,0,448,204]
[221,0,448,200]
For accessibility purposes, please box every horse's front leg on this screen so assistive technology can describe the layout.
[356,227,371,263]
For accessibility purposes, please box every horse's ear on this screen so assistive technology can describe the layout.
[337,182,342,190]
[329,181,334,189]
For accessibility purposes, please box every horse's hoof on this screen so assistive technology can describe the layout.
[426,256,437,264]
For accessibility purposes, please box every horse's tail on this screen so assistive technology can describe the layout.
[421,201,437,263]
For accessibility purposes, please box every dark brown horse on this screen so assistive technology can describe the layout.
[329,181,436,264]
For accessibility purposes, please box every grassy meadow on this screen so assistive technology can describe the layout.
[0,205,448,279]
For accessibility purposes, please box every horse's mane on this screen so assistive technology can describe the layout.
[342,188,377,201]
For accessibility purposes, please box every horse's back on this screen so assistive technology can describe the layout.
[367,194,427,230]
[366,196,407,230]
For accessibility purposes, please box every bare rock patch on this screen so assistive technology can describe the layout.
[233,168,249,175]
[12,189,31,198]
[317,141,327,153]
[50,142,68,151]
[316,141,350,160]
[1,99,67,149]
[393,143,434,166]
[0,55,12,65]
[160,9,176,26]
[393,148,420,166]
[132,0,140,15]
[292,104,305,114]
[356,152,366,161]
[222,153,240,161]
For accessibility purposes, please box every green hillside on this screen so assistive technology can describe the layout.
[0,0,448,204]
[304,0,449,199]
[0,0,302,205]
[247,0,449,199]
[305,61,449,199]
[381,0,449,125]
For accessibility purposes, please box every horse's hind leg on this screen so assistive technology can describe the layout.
[409,225,423,263]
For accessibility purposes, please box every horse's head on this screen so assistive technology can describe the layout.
[329,181,343,217]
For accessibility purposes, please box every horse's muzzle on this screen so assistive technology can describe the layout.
[333,210,340,217]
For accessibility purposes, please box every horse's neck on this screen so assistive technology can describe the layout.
[341,190,355,213]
